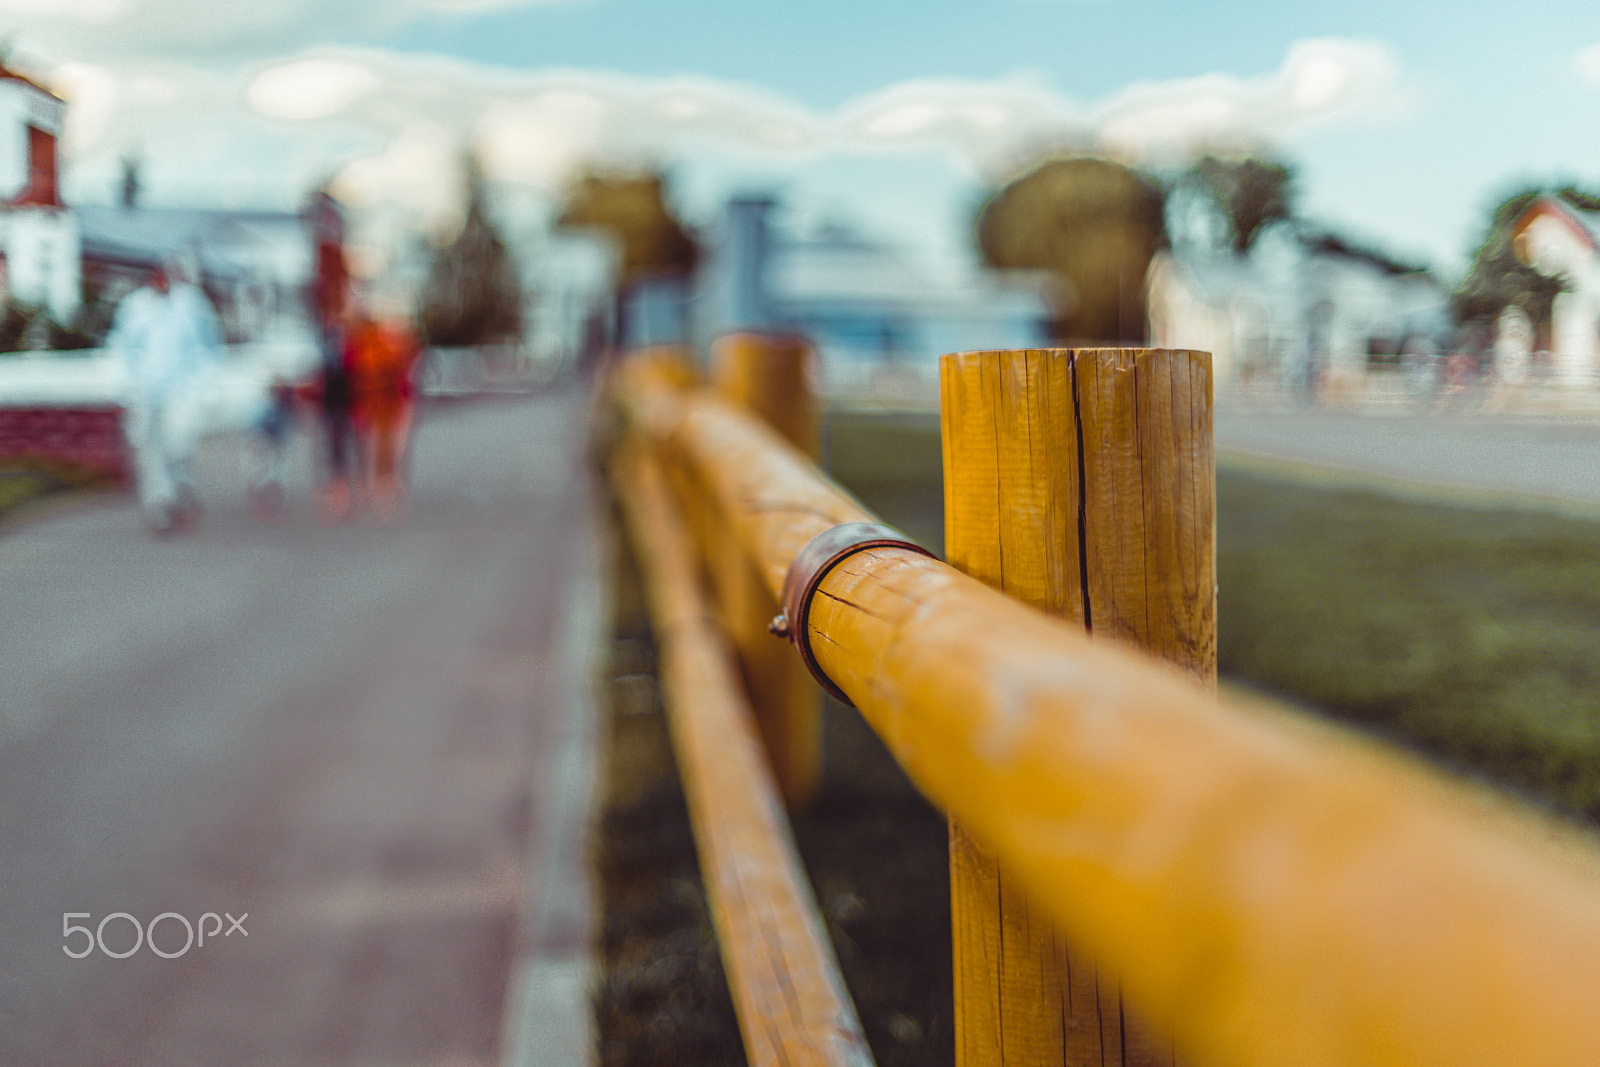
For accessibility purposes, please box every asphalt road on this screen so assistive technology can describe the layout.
[1216,406,1600,511]
[0,390,598,1066]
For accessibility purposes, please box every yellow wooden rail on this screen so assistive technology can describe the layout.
[609,435,874,1067]
[611,353,1600,1067]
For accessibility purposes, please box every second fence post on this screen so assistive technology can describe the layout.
[940,347,1214,1067]
[711,331,823,808]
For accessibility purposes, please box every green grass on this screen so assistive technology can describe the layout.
[0,457,114,525]
[821,406,1600,826]
[1218,463,1600,823]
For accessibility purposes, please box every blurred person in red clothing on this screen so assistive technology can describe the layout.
[344,300,422,522]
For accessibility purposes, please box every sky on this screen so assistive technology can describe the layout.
[10,0,1600,284]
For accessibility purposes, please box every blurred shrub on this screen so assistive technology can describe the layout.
[976,156,1166,344]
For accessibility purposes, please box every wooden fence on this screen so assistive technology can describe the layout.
[601,337,1600,1067]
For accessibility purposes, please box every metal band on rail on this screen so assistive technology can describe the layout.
[768,522,936,706]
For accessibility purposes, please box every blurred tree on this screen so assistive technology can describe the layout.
[976,156,1166,343]
[554,169,699,291]
[1451,185,1590,331]
[420,155,523,347]
[1188,155,1295,256]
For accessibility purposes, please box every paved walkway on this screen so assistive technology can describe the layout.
[0,390,600,1066]
[1217,404,1600,514]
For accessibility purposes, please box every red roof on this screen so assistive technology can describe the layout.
[0,62,63,103]
[1512,196,1600,256]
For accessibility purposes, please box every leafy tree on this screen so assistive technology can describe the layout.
[1187,155,1295,256]
[420,155,523,347]
[1451,185,1589,330]
[554,169,699,291]
[977,156,1166,343]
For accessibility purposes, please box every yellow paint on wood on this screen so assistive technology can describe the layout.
[712,332,819,458]
[1075,348,1214,685]
[943,350,1194,1066]
[712,333,823,808]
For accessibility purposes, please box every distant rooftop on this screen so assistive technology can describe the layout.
[77,204,310,280]
[0,62,60,100]
[1518,195,1600,252]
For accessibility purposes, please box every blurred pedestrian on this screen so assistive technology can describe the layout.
[109,259,222,533]
[317,312,358,521]
[312,282,361,524]
[345,301,421,522]
[248,376,299,518]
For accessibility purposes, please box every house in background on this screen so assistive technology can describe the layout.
[684,195,1053,395]
[1510,194,1600,388]
[76,198,313,345]
[1147,220,1448,396]
[0,59,319,352]
[0,63,80,329]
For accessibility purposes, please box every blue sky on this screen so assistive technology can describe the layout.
[12,0,1600,283]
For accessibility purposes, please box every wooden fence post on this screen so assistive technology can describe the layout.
[940,347,1214,1067]
[711,331,822,808]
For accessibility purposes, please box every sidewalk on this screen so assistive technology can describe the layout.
[1219,376,1600,420]
[0,390,607,1066]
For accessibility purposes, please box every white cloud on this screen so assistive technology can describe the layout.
[832,74,1086,178]
[334,118,463,226]
[51,63,120,155]
[43,35,1410,200]
[1094,39,1403,162]
[248,59,381,121]
[0,0,126,20]
[1576,43,1600,86]
[823,39,1405,178]
[7,0,574,65]
[37,37,1411,280]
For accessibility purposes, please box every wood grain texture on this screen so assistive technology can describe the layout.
[943,350,1198,1067]
[1075,348,1214,685]
[943,350,1089,1067]
[712,333,823,808]
[611,439,874,1067]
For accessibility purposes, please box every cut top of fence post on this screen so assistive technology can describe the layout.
[940,347,1214,683]
[712,332,818,457]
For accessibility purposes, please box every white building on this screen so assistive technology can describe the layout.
[1148,221,1448,396]
[76,203,314,344]
[688,196,1054,396]
[0,63,81,326]
[1510,195,1600,388]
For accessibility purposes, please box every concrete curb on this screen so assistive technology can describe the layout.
[500,464,604,1066]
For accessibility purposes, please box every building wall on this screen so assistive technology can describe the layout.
[1519,211,1600,387]
[0,209,82,323]
[0,76,65,207]
[0,91,26,202]
[1149,244,1446,395]
[0,405,129,483]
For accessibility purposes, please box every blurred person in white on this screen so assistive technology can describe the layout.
[109,255,222,533]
